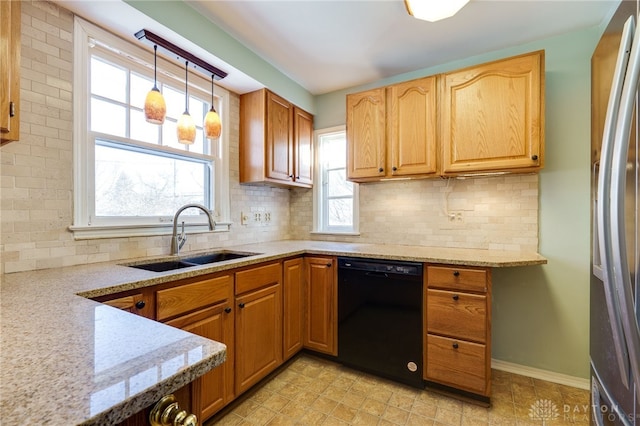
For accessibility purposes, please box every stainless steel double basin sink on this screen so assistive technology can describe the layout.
[126,251,260,272]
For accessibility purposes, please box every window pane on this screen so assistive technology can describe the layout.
[327,169,352,197]
[190,97,204,127]
[130,109,159,144]
[95,142,208,217]
[328,198,353,227]
[131,73,153,110]
[91,57,127,103]
[163,85,184,119]
[323,135,346,168]
[91,98,126,137]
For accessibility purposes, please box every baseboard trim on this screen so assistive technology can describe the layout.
[491,359,590,390]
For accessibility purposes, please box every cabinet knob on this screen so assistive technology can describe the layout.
[453,270,460,277]
[378,167,384,173]
[392,166,397,172]
[149,394,198,426]
[224,307,232,314]
[452,343,459,349]
[289,174,294,179]
[239,303,245,309]
[296,176,300,180]
[452,294,459,301]
[135,300,146,309]
[532,154,539,161]
[326,263,332,267]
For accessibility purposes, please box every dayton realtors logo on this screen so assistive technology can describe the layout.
[529,399,560,424]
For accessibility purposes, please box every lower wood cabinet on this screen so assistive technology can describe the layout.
[234,262,283,395]
[156,274,234,422]
[116,383,192,426]
[94,288,154,319]
[424,265,491,398]
[283,257,304,360]
[303,256,337,355]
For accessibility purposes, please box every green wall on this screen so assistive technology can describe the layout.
[316,27,602,379]
[129,0,603,379]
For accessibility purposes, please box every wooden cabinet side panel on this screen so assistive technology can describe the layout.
[266,91,293,182]
[303,257,337,355]
[283,258,304,360]
[1,0,20,142]
[294,107,314,186]
[239,90,267,183]
[388,76,438,176]
[442,51,543,174]
[347,88,386,180]
[235,284,283,395]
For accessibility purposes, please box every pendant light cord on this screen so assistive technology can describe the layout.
[153,45,158,90]
[184,61,189,113]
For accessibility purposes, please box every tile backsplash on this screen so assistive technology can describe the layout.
[290,174,539,252]
[0,1,539,275]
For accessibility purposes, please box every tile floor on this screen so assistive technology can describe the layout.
[205,354,590,426]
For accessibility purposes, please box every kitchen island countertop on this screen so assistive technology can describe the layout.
[0,240,545,425]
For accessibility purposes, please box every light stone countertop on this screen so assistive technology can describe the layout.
[0,240,546,425]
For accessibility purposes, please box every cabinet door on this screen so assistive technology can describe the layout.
[303,257,337,355]
[347,88,386,180]
[235,283,283,395]
[0,0,20,143]
[441,51,544,174]
[293,107,314,186]
[388,76,438,176]
[266,91,293,182]
[94,289,154,319]
[283,258,304,360]
[165,303,234,421]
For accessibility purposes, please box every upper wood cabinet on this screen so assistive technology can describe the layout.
[347,76,438,182]
[441,50,544,175]
[240,89,313,188]
[1,0,21,144]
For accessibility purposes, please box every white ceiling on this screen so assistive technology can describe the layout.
[58,0,619,96]
[186,0,619,95]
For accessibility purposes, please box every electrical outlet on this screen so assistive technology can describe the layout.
[254,212,262,223]
[265,212,271,222]
[448,211,464,223]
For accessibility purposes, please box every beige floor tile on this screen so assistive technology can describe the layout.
[207,354,590,426]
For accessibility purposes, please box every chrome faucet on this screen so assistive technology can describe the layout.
[170,203,216,255]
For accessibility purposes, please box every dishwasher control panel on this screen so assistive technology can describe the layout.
[337,257,423,276]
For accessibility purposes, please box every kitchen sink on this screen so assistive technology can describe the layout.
[128,260,199,272]
[182,251,258,265]
[126,251,260,272]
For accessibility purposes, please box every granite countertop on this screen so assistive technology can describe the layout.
[0,240,546,425]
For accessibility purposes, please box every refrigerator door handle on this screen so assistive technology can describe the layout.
[610,13,640,405]
[596,15,635,388]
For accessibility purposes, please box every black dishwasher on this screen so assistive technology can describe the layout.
[337,257,424,388]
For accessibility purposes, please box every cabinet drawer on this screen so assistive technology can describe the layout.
[426,334,487,395]
[427,289,487,343]
[427,266,487,292]
[157,275,232,321]
[235,262,282,295]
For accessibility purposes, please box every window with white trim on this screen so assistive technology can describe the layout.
[71,18,230,239]
[313,127,359,234]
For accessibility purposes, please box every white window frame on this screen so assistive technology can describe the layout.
[312,126,359,235]
[70,17,231,239]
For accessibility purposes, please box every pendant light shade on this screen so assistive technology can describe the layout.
[177,61,196,145]
[144,45,166,124]
[204,74,222,139]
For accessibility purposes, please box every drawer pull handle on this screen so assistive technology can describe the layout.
[224,307,232,314]
[135,300,146,309]
[452,294,459,301]
[453,271,460,277]
[452,343,459,349]
[239,303,245,309]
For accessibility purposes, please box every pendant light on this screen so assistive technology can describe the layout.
[144,45,166,124]
[177,60,196,144]
[204,74,222,139]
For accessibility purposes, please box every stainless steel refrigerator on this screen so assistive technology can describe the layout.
[591,1,640,425]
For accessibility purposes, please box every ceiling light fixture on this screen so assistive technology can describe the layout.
[404,0,470,22]
[177,60,196,145]
[144,44,166,124]
[204,74,222,139]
